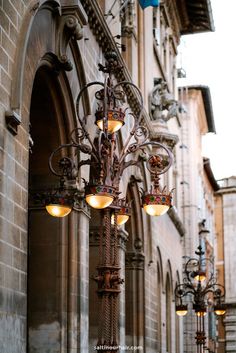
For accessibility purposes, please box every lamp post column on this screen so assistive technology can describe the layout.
[94,209,123,352]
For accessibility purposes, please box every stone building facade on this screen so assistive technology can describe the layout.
[0,1,216,353]
[215,177,236,353]
[176,86,221,353]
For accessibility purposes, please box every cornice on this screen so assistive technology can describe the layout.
[215,187,236,196]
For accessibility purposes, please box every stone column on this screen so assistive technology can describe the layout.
[72,198,90,353]
[125,252,145,351]
[225,306,236,353]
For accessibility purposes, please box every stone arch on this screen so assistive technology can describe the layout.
[156,246,164,287]
[156,246,164,352]
[175,270,181,285]
[124,179,145,349]
[165,259,174,295]
[165,271,172,353]
[10,0,86,114]
[20,2,90,353]
[174,270,181,353]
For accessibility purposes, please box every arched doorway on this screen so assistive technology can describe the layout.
[28,65,72,352]
[1,1,88,352]
[27,49,91,353]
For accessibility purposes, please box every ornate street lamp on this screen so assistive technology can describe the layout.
[44,51,173,352]
[175,243,226,353]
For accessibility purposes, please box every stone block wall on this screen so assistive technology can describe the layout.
[0,1,29,352]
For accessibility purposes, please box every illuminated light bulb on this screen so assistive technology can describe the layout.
[214,304,226,316]
[46,204,72,217]
[194,271,206,282]
[117,214,129,225]
[176,305,188,317]
[143,204,169,216]
[96,119,124,134]
[196,310,207,317]
[142,193,172,216]
[85,194,114,209]
[85,185,116,209]
[111,213,130,226]
[214,309,226,316]
[95,109,125,134]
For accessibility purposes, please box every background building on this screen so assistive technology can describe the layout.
[215,177,236,353]
[0,1,225,353]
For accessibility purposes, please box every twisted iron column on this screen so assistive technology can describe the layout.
[94,209,123,352]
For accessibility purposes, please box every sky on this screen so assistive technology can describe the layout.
[177,0,236,180]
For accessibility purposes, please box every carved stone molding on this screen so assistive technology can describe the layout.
[120,0,137,40]
[74,191,91,218]
[160,0,181,49]
[118,228,129,251]
[8,1,87,133]
[150,128,179,151]
[56,4,87,71]
[125,251,145,270]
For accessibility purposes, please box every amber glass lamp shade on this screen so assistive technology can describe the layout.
[111,206,130,226]
[214,304,226,316]
[85,185,116,209]
[142,193,172,216]
[46,204,72,217]
[111,214,130,226]
[176,304,188,317]
[45,193,73,218]
[117,214,129,225]
[95,109,125,134]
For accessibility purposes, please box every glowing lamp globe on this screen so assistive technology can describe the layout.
[214,304,226,316]
[117,214,129,225]
[111,206,131,226]
[195,308,207,317]
[194,271,206,282]
[176,304,188,317]
[46,204,72,217]
[45,193,73,218]
[142,193,172,216]
[85,185,116,209]
[95,109,125,134]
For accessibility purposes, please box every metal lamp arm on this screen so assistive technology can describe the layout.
[49,143,76,177]
[175,283,195,300]
[139,141,173,175]
[184,258,197,284]
[114,141,173,190]
[118,112,142,165]
[204,271,215,289]
[76,81,105,161]
[204,283,225,300]
[114,81,144,164]
[113,81,144,111]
